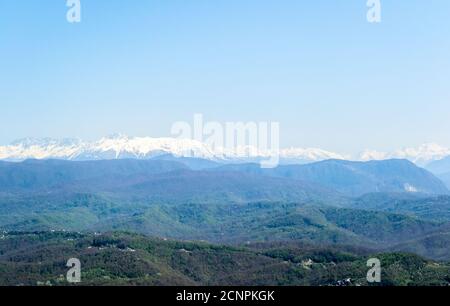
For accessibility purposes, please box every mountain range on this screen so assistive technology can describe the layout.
[0,157,446,197]
[0,135,345,164]
[425,157,450,189]
[2,135,450,168]
[1,158,450,261]
[2,137,450,280]
[211,159,449,196]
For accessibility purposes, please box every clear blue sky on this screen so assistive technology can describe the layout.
[0,0,449,154]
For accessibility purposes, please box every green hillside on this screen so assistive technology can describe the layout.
[1,232,449,286]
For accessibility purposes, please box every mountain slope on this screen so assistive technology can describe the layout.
[437,173,450,189]
[389,232,450,262]
[213,159,449,196]
[425,157,450,189]
[0,159,344,205]
[426,156,450,175]
[1,190,448,260]
[1,160,449,261]
[350,193,450,222]
[1,232,450,286]
[0,159,188,192]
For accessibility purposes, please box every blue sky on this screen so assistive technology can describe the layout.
[0,0,449,154]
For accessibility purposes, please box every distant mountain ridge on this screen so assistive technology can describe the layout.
[2,135,450,166]
[427,156,450,175]
[360,143,450,166]
[0,159,345,206]
[0,158,449,260]
[0,158,447,197]
[0,135,345,164]
[211,159,449,196]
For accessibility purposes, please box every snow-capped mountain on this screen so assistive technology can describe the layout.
[0,135,216,161]
[0,135,345,163]
[278,147,349,164]
[1,136,450,166]
[359,143,450,166]
[0,138,84,161]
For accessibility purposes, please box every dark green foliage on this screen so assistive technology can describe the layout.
[0,232,449,286]
[351,193,450,222]
[1,159,450,284]
[1,192,449,260]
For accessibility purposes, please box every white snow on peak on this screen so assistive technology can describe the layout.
[0,138,82,161]
[359,150,389,161]
[393,143,450,165]
[91,135,216,159]
[359,143,450,166]
[1,136,450,166]
[0,135,345,163]
[279,147,348,161]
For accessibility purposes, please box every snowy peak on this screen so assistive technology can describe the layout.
[0,136,229,162]
[90,135,216,159]
[279,148,348,163]
[0,138,82,161]
[1,137,450,166]
[0,136,343,163]
[359,143,450,166]
[395,143,450,165]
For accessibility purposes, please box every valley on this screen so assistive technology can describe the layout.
[0,157,450,285]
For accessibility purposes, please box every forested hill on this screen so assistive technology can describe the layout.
[1,232,449,286]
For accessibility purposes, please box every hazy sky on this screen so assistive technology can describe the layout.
[0,1,449,154]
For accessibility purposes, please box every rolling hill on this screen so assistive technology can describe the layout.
[0,159,450,262]
[350,193,450,222]
[212,159,449,196]
[1,232,449,286]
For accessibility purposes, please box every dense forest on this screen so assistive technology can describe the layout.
[1,159,450,285]
[0,231,449,286]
